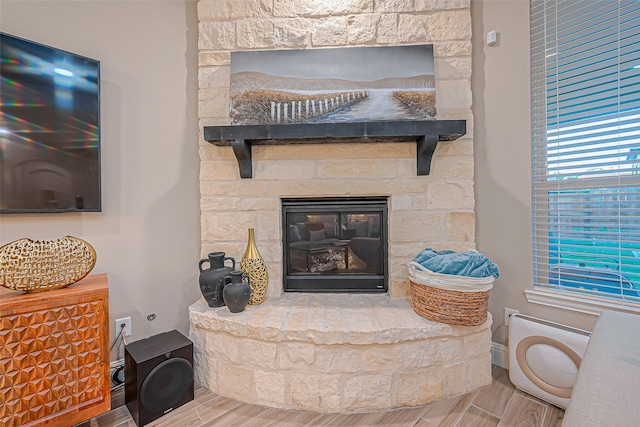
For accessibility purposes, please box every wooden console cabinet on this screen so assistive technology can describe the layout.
[0,274,111,427]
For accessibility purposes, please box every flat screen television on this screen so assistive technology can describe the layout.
[0,32,101,213]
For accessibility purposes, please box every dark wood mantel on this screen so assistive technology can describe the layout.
[203,120,466,178]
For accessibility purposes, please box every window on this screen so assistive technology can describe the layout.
[530,0,640,306]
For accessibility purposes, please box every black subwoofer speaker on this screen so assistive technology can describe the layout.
[125,329,194,426]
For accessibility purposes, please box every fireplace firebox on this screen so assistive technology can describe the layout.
[282,197,388,293]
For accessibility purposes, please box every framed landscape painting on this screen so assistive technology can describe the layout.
[229,45,436,125]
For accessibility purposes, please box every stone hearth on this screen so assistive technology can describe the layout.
[189,294,492,414]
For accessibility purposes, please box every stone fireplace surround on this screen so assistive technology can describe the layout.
[192,0,484,415]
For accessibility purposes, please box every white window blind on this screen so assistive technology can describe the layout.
[530,0,640,303]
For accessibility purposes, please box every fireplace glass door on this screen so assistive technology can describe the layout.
[282,197,388,293]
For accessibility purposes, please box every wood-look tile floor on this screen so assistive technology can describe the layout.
[80,366,564,427]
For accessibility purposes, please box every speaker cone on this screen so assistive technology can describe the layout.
[139,357,194,411]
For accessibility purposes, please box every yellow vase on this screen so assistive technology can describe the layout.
[240,228,268,305]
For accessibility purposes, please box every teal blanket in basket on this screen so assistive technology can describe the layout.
[412,249,500,278]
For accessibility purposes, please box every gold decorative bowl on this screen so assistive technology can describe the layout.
[0,236,97,293]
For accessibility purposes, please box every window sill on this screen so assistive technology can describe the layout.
[525,288,640,316]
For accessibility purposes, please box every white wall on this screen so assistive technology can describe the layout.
[0,0,201,361]
[472,0,597,345]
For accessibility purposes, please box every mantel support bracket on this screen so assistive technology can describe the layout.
[231,139,252,179]
[417,135,438,176]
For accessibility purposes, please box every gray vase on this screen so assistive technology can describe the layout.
[222,271,251,313]
[198,252,235,308]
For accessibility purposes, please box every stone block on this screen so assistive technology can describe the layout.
[267,144,349,160]
[391,194,412,211]
[313,346,362,373]
[273,18,311,47]
[390,242,425,258]
[436,79,472,110]
[420,338,464,366]
[218,361,253,401]
[376,13,399,43]
[434,41,472,58]
[204,331,242,362]
[465,353,493,392]
[254,160,317,180]
[435,57,472,79]
[253,370,287,408]
[332,178,397,198]
[267,180,335,197]
[237,20,276,49]
[193,353,220,393]
[411,194,428,210]
[430,155,474,178]
[448,211,475,242]
[199,144,235,161]
[198,0,272,21]
[282,309,307,340]
[239,197,279,211]
[254,214,280,242]
[376,0,413,13]
[289,373,341,412]
[249,145,274,161]
[442,362,466,398]
[276,342,316,369]
[200,180,269,197]
[434,137,473,157]
[389,211,446,242]
[198,51,231,67]
[462,328,492,358]
[398,14,427,43]
[200,160,238,180]
[239,339,278,369]
[343,374,392,411]
[316,159,397,179]
[393,368,443,407]
[414,0,470,11]
[361,346,403,371]
[198,22,235,50]
[273,0,373,17]
[390,278,411,299]
[422,10,472,41]
[312,17,347,46]
[347,14,380,44]
[198,88,230,119]
[427,180,474,210]
[359,142,414,158]
[201,211,255,240]
[258,307,290,341]
[396,158,418,178]
[199,66,230,89]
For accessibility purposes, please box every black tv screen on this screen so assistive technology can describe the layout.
[0,32,101,213]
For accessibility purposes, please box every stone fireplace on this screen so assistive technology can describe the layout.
[190,0,488,414]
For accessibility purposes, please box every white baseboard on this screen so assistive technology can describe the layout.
[491,341,509,369]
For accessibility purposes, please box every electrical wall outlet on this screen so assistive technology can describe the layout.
[504,308,519,326]
[115,317,132,337]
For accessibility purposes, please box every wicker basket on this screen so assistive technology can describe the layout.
[408,261,494,326]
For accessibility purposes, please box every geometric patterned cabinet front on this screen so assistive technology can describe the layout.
[0,274,110,427]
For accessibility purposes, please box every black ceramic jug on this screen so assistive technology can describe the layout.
[223,270,251,313]
[198,252,235,307]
